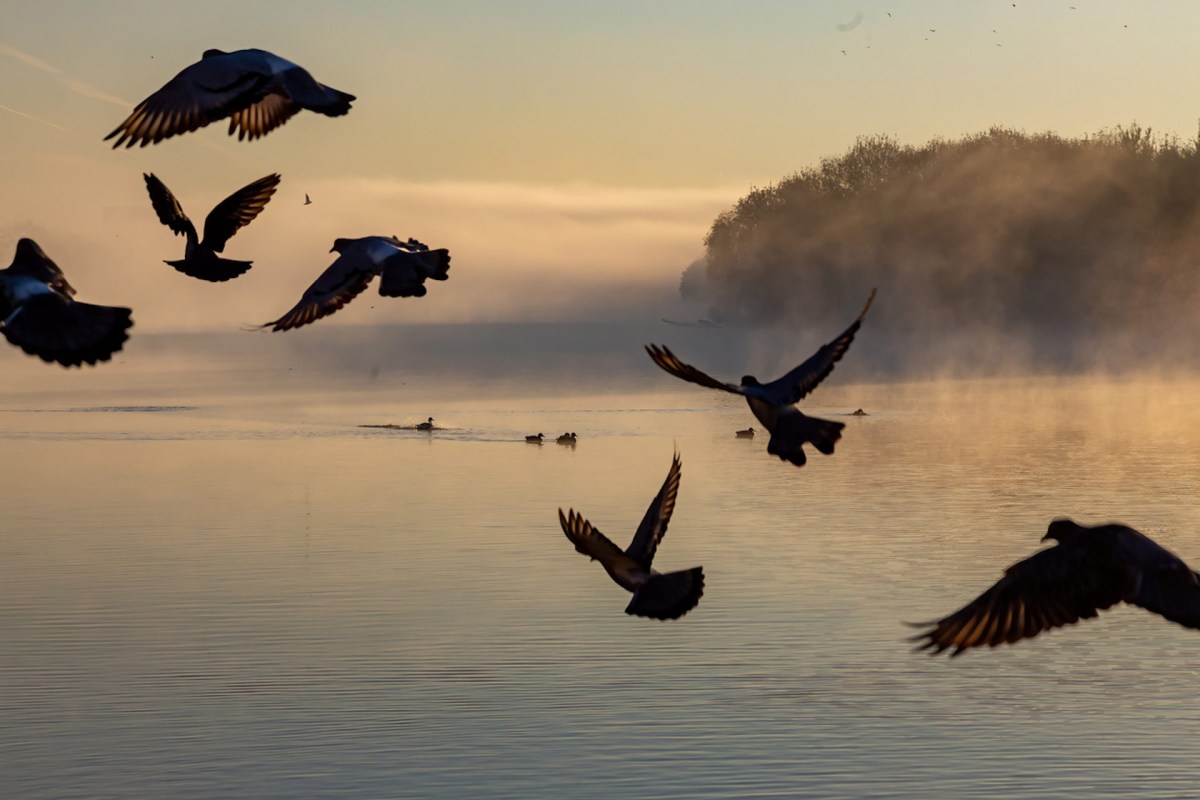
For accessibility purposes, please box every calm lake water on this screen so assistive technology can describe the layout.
[3,349,1200,799]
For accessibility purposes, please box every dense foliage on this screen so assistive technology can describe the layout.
[695,126,1200,360]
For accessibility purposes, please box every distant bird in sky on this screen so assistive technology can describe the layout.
[911,519,1200,657]
[646,289,875,467]
[559,452,703,620]
[304,193,312,206]
[106,48,355,148]
[0,239,133,367]
[143,173,280,282]
[259,236,450,332]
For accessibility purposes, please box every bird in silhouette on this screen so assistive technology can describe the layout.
[259,236,450,331]
[526,433,544,443]
[416,416,434,431]
[911,519,1200,657]
[143,173,280,282]
[735,427,755,438]
[559,452,703,620]
[556,432,577,445]
[646,290,875,467]
[304,193,312,206]
[0,239,133,367]
[106,48,355,148]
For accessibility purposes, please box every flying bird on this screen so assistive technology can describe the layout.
[911,519,1200,657]
[559,452,703,620]
[0,239,133,367]
[304,193,312,206]
[144,173,280,282]
[646,290,875,467]
[105,48,355,148]
[259,236,450,332]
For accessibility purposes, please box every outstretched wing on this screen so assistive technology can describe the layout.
[201,173,280,251]
[558,508,634,570]
[1116,527,1200,630]
[226,93,300,142]
[626,452,683,568]
[105,52,269,148]
[259,251,378,332]
[760,289,875,404]
[143,173,195,238]
[645,344,743,394]
[910,541,1128,657]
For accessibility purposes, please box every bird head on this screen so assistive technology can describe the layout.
[741,375,760,387]
[1043,518,1084,543]
[330,238,353,254]
[201,49,228,59]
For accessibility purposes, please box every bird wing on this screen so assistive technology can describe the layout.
[645,344,743,394]
[626,567,705,620]
[1115,527,1200,629]
[259,250,378,332]
[105,52,270,148]
[558,508,639,571]
[759,289,875,404]
[143,173,195,239]
[201,173,281,251]
[625,452,683,568]
[2,294,133,368]
[911,541,1128,657]
[7,239,75,297]
[226,92,301,142]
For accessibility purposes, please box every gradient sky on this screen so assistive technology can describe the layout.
[2,1,1199,332]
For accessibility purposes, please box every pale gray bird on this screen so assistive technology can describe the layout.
[911,519,1200,657]
[559,452,703,620]
[106,48,355,148]
[260,236,450,332]
[646,289,875,467]
[144,173,280,282]
[0,239,133,367]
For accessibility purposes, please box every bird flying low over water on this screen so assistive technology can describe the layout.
[0,239,133,367]
[646,289,875,467]
[105,48,355,148]
[911,519,1200,657]
[559,452,703,620]
[144,173,280,282]
[259,236,450,332]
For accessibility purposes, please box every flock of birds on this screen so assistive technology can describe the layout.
[5,48,1200,657]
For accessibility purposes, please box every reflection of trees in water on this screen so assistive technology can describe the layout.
[694,125,1200,368]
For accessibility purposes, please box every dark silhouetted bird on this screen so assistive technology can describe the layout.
[646,290,875,467]
[0,239,133,367]
[911,519,1200,657]
[735,427,755,438]
[559,452,703,620]
[144,173,280,282]
[106,48,355,148]
[304,193,312,206]
[526,433,544,443]
[260,236,450,331]
[416,417,434,431]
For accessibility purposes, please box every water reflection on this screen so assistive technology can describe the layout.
[2,373,1200,798]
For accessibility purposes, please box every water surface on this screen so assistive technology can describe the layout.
[3,366,1200,799]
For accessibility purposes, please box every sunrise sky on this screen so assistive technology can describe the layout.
[2,0,1199,331]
